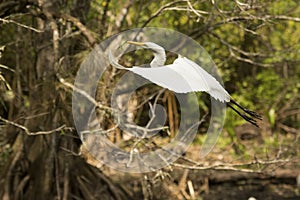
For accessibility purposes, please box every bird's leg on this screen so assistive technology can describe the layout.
[227,99,262,127]
[227,103,259,127]
[229,99,262,120]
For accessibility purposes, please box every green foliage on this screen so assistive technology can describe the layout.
[255,70,284,106]
[227,68,298,126]
[1,0,300,165]
[269,0,299,15]
[268,108,276,127]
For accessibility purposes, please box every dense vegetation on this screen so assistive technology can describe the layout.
[0,0,299,199]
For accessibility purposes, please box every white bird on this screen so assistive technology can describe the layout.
[109,41,262,127]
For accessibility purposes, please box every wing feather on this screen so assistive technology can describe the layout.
[129,57,230,102]
[109,51,230,102]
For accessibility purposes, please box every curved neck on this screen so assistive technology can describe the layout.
[150,50,166,67]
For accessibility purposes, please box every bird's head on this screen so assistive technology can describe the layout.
[127,41,166,67]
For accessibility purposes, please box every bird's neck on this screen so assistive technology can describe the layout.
[150,50,166,67]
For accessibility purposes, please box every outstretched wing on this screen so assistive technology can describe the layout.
[129,57,230,102]
[109,51,230,102]
[177,57,230,102]
[128,64,194,93]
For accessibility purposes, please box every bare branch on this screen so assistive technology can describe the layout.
[0,63,15,72]
[0,17,43,33]
[172,158,295,172]
[211,32,268,57]
[187,0,209,18]
[81,124,119,136]
[213,14,300,29]
[229,48,273,67]
[0,73,13,90]
[278,123,300,135]
[141,1,187,28]
[265,15,300,22]
[164,6,209,15]
[60,14,97,46]
[56,73,115,113]
[0,116,70,135]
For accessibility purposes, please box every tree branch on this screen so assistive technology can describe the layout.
[60,14,97,47]
[0,17,43,32]
[0,116,70,135]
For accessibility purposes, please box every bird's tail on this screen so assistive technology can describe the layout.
[227,99,262,127]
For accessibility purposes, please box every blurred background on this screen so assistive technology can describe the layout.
[0,0,299,199]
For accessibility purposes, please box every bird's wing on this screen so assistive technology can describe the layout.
[128,65,192,93]
[129,57,230,102]
[108,50,230,102]
[175,57,230,102]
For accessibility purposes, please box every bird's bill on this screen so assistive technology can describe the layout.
[127,41,145,46]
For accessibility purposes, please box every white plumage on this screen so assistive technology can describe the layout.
[108,41,261,127]
[127,57,230,102]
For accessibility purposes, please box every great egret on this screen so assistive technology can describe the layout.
[109,41,262,127]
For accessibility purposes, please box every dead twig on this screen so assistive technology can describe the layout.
[56,73,116,113]
[228,48,273,67]
[63,163,69,200]
[0,17,43,33]
[0,63,15,72]
[61,14,97,46]
[141,0,187,28]
[0,116,68,135]
[172,158,295,173]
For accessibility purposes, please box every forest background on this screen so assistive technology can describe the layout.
[0,0,299,199]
